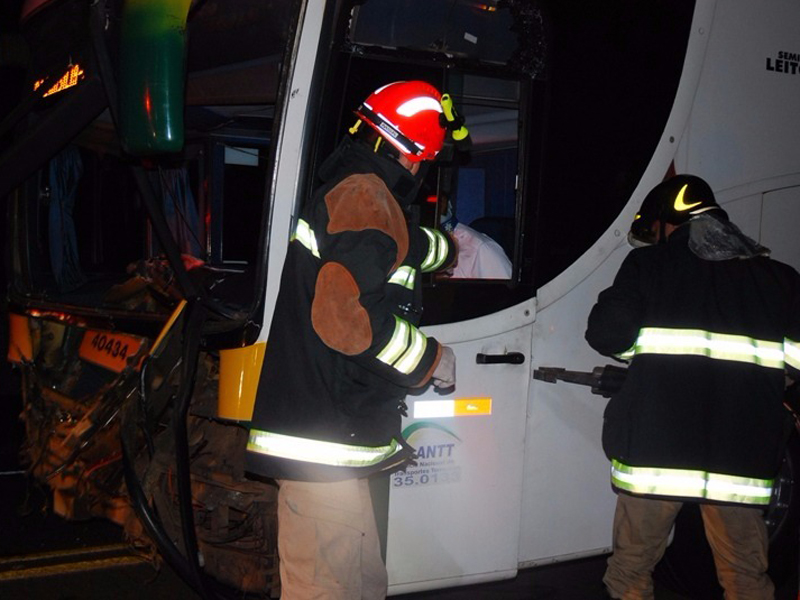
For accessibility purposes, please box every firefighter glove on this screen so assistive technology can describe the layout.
[432,345,456,389]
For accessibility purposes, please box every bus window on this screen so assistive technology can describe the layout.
[315,51,542,324]
[312,0,547,326]
[416,74,540,326]
[203,138,270,268]
[8,108,272,318]
[436,76,519,281]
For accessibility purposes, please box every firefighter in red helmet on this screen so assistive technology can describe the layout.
[245,81,465,599]
[586,174,800,599]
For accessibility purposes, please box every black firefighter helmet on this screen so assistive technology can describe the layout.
[629,174,726,246]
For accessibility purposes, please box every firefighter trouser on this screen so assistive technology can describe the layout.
[276,478,388,600]
[604,492,774,600]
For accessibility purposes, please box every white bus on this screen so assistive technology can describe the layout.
[3,1,799,597]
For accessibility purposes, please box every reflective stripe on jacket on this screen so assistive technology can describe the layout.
[246,139,455,481]
[611,459,773,505]
[291,217,448,379]
[617,327,800,371]
[586,224,800,505]
[248,429,403,468]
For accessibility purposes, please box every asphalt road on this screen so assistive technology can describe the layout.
[1,463,796,600]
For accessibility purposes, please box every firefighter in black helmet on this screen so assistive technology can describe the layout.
[628,174,724,247]
[586,174,800,599]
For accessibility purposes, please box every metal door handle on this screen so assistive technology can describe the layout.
[476,352,525,365]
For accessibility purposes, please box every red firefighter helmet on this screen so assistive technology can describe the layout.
[354,80,446,163]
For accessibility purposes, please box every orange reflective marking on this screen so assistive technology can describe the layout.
[453,398,492,416]
[8,314,33,363]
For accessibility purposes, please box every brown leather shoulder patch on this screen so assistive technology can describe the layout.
[325,173,409,270]
[312,261,372,355]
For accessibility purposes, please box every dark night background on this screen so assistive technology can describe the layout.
[535,0,693,286]
[0,2,25,455]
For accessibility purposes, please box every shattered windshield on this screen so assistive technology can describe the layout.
[5,0,292,323]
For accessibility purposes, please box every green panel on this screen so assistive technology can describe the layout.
[119,0,192,155]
